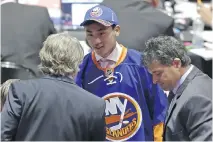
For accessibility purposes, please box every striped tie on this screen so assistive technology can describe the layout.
[168,91,175,105]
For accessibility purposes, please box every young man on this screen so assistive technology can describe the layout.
[76,5,168,141]
[142,36,212,141]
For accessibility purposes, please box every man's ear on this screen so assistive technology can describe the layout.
[114,25,120,36]
[152,0,159,7]
[172,58,181,68]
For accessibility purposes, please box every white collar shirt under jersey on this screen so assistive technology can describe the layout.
[94,42,122,68]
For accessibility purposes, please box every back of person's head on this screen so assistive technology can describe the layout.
[1,79,20,110]
[39,32,84,77]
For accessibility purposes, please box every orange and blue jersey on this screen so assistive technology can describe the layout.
[75,45,168,141]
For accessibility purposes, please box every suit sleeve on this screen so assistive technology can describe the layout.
[183,95,212,141]
[43,8,56,35]
[90,100,106,141]
[152,84,168,141]
[164,19,175,36]
[1,83,23,141]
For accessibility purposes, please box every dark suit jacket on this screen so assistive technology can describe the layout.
[1,76,106,141]
[163,66,212,141]
[1,3,56,78]
[101,0,174,52]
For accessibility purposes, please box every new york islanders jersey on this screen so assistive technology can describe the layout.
[76,46,168,141]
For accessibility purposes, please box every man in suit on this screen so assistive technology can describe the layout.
[101,0,174,52]
[142,36,212,141]
[1,33,106,141]
[1,0,56,79]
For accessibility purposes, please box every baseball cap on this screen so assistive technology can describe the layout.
[80,5,118,27]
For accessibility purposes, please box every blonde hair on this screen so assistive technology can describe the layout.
[39,33,84,76]
[1,79,20,109]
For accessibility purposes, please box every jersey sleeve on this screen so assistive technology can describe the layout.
[152,83,168,141]
[139,64,168,141]
[75,54,90,88]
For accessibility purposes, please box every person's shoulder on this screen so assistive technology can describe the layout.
[125,48,142,65]
[11,78,43,90]
[127,48,141,55]
[186,72,212,96]
[80,52,92,66]
[155,9,174,23]
[73,85,105,110]
[9,78,44,100]
[84,52,92,60]
[141,6,173,23]
[19,4,48,15]
[178,67,211,104]
[124,48,151,75]
[20,3,46,10]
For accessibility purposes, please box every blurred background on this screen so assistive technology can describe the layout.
[1,0,212,83]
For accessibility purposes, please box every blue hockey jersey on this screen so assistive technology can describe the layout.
[76,45,168,141]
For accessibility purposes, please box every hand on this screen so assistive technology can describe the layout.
[197,3,212,27]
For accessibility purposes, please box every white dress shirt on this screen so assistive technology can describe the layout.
[94,42,122,68]
[173,65,194,94]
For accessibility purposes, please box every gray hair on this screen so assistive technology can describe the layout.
[142,36,191,67]
[39,33,84,76]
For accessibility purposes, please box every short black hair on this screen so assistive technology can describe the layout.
[83,20,117,29]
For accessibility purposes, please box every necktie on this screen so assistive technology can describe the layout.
[168,91,175,105]
[99,59,115,68]
[164,91,175,126]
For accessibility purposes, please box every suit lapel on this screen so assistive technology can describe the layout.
[164,94,177,126]
[164,66,200,128]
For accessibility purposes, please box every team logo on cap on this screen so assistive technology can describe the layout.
[90,7,103,17]
[103,92,142,141]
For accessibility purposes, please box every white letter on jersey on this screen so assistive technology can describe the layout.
[105,97,127,116]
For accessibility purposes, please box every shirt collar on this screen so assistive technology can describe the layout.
[173,65,194,94]
[42,75,75,84]
[1,0,16,5]
[95,42,122,62]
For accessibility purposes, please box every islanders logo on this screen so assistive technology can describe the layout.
[90,7,103,17]
[103,92,142,141]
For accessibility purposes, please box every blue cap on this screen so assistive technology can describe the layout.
[80,5,118,27]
